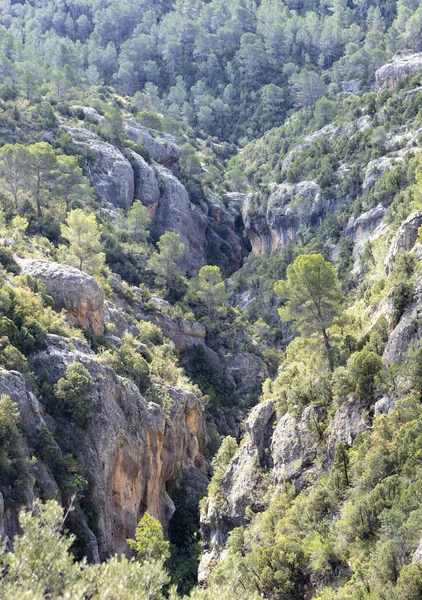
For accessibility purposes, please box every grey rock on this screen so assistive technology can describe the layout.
[152,314,206,352]
[374,396,396,416]
[383,277,422,367]
[64,126,134,209]
[376,53,422,90]
[19,259,105,334]
[0,369,46,441]
[225,352,268,399]
[152,166,207,274]
[385,211,422,274]
[126,149,160,207]
[243,181,325,255]
[71,105,103,124]
[412,538,422,564]
[271,406,321,488]
[281,125,338,172]
[327,396,367,461]
[362,157,399,191]
[104,304,130,338]
[346,204,386,240]
[124,119,181,169]
[150,295,172,310]
[245,399,276,463]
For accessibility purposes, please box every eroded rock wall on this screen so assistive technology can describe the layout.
[0,333,208,560]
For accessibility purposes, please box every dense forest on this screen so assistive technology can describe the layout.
[2,0,422,599]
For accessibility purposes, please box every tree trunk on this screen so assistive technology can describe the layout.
[322,327,334,372]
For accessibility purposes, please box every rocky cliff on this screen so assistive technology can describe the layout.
[376,52,422,90]
[0,332,208,560]
[63,110,246,276]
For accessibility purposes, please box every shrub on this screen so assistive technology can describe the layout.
[55,362,93,427]
[0,394,19,447]
[349,349,383,403]
[0,249,20,274]
[127,510,170,563]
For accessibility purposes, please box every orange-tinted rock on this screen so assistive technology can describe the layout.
[19,259,105,334]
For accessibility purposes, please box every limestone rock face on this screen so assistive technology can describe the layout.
[245,399,276,463]
[383,276,422,367]
[412,538,422,563]
[326,396,367,461]
[345,204,388,272]
[124,119,181,170]
[152,166,207,274]
[152,314,206,351]
[243,181,324,254]
[385,211,422,274]
[199,399,276,583]
[64,126,135,210]
[126,150,160,210]
[271,407,321,488]
[0,369,61,546]
[362,157,399,191]
[0,369,47,443]
[29,335,208,558]
[19,259,105,334]
[225,352,269,400]
[376,53,422,90]
[69,107,181,170]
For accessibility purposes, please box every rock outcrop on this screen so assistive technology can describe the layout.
[19,334,209,559]
[19,259,105,334]
[199,400,276,583]
[326,396,367,460]
[151,314,206,352]
[200,391,373,581]
[243,181,325,254]
[383,276,422,367]
[124,119,181,170]
[64,126,135,210]
[126,149,160,210]
[413,538,422,564]
[271,407,321,488]
[385,211,422,274]
[376,53,422,90]
[152,166,207,274]
[70,107,181,170]
[362,157,398,191]
[225,352,269,401]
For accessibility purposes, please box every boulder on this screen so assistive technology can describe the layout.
[385,211,422,274]
[19,259,105,334]
[376,53,422,90]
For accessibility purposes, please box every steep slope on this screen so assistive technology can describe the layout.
[197,61,422,600]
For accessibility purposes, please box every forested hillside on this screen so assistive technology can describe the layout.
[3,0,422,599]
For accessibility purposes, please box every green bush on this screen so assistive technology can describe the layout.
[349,349,383,404]
[55,362,94,428]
